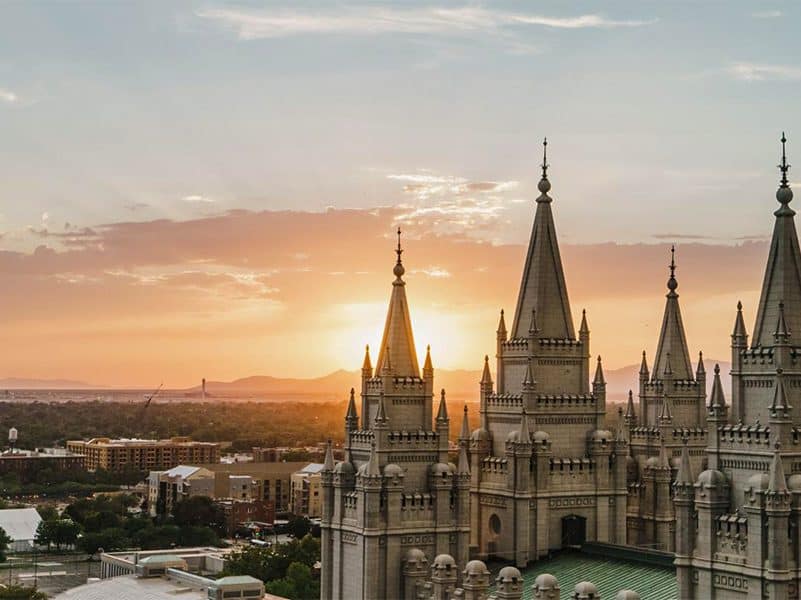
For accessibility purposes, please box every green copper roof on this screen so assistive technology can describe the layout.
[491,551,677,600]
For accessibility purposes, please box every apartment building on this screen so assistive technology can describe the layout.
[67,436,219,472]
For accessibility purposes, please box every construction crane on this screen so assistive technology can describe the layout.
[141,383,163,414]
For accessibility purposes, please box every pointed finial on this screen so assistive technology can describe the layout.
[424,344,433,372]
[640,350,649,376]
[323,439,334,471]
[625,389,636,419]
[523,359,535,388]
[481,355,492,385]
[460,404,470,440]
[774,300,791,343]
[667,245,678,294]
[696,351,706,375]
[519,406,530,443]
[366,440,380,477]
[777,132,794,206]
[393,227,405,280]
[708,363,727,414]
[737,300,743,311]
[362,344,372,372]
[537,137,552,197]
[770,366,792,418]
[375,392,388,425]
[497,308,507,336]
[579,308,589,334]
[436,389,449,423]
[593,355,606,386]
[529,308,540,336]
[675,434,694,486]
[732,300,748,341]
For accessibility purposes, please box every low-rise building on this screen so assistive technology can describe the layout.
[0,507,42,552]
[290,463,324,518]
[199,461,307,512]
[147,465,216,517]
[67,436,219,472]
[215,499,275,536]
[0,448,85,482]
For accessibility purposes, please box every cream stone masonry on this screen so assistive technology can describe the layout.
[320,231,470,600]
[467,140,628,567]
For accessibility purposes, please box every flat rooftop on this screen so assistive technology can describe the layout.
[494,551,676,600]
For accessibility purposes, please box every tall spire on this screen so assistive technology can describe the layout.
[639,351,650,377]
[732,300,748,342]
[652,246,693,380]
[752,134,801,347]
[593,356,606,386]
[625,390,636,420]
[375,229,421,377]
[708,364,727,412]
[769,367,792,418]
[323,439,334,471]
[480,355,492,385]
[460,404,470,440]
[675,436,694,486]
[436,389,449,423]
[510,138,576,340]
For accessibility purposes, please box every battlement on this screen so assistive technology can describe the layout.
[668,427,707,441]
[536,394,596,407]
[481,456,509,474]
[487,394,523,408]
[643,379,700,391]
[386,430,440,448]
[631,427,661,439]
[549,457,594,472]
[719,423,771,447]
[363,375,428,393]
[714,512,748,563]
[501,338,529,352]
[350,430,377,445]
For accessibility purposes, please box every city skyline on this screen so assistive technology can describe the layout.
[0,1,798,386]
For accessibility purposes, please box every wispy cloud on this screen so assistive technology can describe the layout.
[726,62,801,81]
[196,6,656,40]
[183,194,215,203]
[752,10,782,19]
[0,88,18,104]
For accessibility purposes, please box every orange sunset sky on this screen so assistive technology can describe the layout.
[0,2,797,387]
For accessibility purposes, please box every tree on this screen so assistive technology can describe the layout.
[265,562,317,600]
[52,519,81,550]
[286,515,310,539]
[78,528,127,557]
[34,521,53,550]
[35,505,58,522]
[0,585,48,600]
[172,496,225,533]
[0,526,12,562]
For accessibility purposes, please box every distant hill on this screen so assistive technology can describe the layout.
[0,377,103,390]
[186,360,732,403]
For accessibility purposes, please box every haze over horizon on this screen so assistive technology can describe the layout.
[0,1,798,386]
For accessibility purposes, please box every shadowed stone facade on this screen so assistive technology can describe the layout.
[467,142,628,565]
[624,248,709,552]
[320,231,470,600]
[675,134,801,600]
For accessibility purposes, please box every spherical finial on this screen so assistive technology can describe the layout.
[393,262,405,277]
[777,185,793,205]
[667,276,678,291]
[538,177,551,193]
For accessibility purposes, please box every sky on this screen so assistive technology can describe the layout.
[0,1,799,387]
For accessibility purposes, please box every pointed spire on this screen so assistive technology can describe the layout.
[652,247,693,380]
[732,300,748,341]
[540,137,549,181]
[774,301,791,344]
[519,406,530,443]
[625,390,636,420]
[497,309,507,337]
[460,404,470,440]
[424,345,433,372]
[676,436,694,485]
[663,352,673,378]
[696,351,706,376]
[658,437,670,469]
[709,364,727,413]
[528,308,540,336]
[752,134,801,346]
[362,344,372,373]
[593,355,606,386]
[323,439,334,471]
[480,355,492,385]
[639,351,650,377]
[457,444,471,475]
[768,442,788,494]
[659,396,673,423]
[511,139,575,340]
[436,389,449,423]
[346,388,358,430]
[366,440,380,477]
[770,367,792,418]
[579,309,589,335]
[375,393,388,425]
[523,360,535,388]
[375,229,420,377]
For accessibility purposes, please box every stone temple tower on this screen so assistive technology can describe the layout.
[625,247,708,551]
[320,231,470,600]
[467,140,628,567]
[675,134,801,600]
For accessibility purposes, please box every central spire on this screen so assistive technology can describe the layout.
[652,246,693,380]
[510,138,576,340]
[752,133,801,347]
[375,229,420,377]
